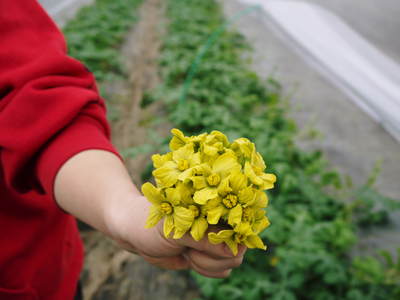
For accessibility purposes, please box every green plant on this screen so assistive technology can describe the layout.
[146,0,400,298]
[63,0,400,298]
[63,0,143,122]
[63,0,143,82]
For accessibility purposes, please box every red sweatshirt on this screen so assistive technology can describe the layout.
[0,1,118,299]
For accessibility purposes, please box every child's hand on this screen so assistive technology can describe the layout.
[107,195,247,278]
[55,150,246,278]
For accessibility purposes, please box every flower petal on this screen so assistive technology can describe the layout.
[244,162,263,186]
[178,168,193,182]
[173,143,194,162]
[208,230,234,244]
[174,207,194,231]
[173,228,187,239]
[254,208,265,219]
[253,215,270,234]
[141,182,163,205]
[217,177,232,197]
[196,163,212,176]
[228,205,243,226]
[260,173,277,190]
[193,187,218,205]
[190,217,208,241]
[163,215,174,238]
[207,205,225,224]
[190,176,207,190]
[152,161,180,187]
[252,152,266,170]
[165,188,181,206]
[254,191,268,208]
[145,205,164,228]
[169,128,188,151]
[210,130,229,147]
[229,171,248,193]
[212,152,240,177]
[235,222,253,236]
[225,239,239,256]
[189,152,201,166]
[238,186,255,206]
[176,182,194,205]
[231,138,254,159]
[204,144,219,156]
[203,197,221,214]
[245,235,267,250]
[152,152,172,168]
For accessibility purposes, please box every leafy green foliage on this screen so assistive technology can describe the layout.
[146,0,400,298]
[349,249,400,299]
[63,0,143,122]
[63,0,143,82]
[63,0,400,298]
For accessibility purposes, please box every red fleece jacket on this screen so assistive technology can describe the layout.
[0,1,118,299]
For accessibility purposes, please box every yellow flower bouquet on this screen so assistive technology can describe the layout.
[141,129,276,255]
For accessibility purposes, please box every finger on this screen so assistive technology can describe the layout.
[184,253,232,278]
[142,254,190,270]
[175,233,234,258]
[185,248,244,273]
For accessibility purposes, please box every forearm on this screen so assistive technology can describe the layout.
[53,149,140,236]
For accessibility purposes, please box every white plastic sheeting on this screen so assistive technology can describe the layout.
[238,0,400,143]
[38,0,94,27]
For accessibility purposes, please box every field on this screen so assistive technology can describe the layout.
[63,0,400,299]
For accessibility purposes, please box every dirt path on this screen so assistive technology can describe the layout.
[112,0,169,186]
[79,0,200,299]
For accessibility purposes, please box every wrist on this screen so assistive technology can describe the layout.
[54,150,138,235]
[105,191,154,253]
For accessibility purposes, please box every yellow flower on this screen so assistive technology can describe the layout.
[241,190,270,234]
[210,130,230,146]
[152,143,201,187]
[188,205,209,241]
[169,128,207,152]
[230,138,277,190]
[244,160,276,190]
[208,222,267,255]
[231,138,255,161]
[252,209,270,234]
[143,128,275,251]
[201,130,230,157]
[142,182,194,238]
[169,128,190,151]
[175,184,211,242]
[191,152,240,205]
[152,152,173,168]
[206,170,257,226]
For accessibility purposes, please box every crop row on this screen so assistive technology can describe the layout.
[62,0,400,299]
[147,0,400,299]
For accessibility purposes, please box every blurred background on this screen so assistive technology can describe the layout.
[38,0,400,299]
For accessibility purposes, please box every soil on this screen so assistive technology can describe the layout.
[79,0,201,299]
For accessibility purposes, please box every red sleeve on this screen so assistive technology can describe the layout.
[0,0,120,196]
